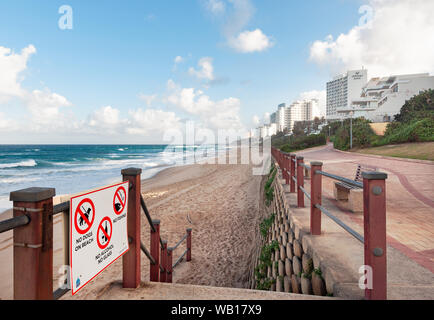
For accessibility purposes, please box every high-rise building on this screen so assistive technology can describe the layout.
[269,112,277,124]
[288,100,313,132]
[326,69,367,119]
[277,103,290,132]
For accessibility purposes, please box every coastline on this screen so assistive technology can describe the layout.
[0,152,267,300]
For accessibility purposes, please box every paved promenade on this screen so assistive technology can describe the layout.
[297,144,434,274]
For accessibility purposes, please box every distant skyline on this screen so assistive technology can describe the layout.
[1,0,433,143]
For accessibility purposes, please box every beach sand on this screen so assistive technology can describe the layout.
[0,160,267,300]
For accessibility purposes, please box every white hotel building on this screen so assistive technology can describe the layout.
[327,69,434,122]
[326,69,368,120]
[341,73,434,122]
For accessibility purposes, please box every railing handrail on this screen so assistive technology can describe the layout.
[172,232,188,251]
[299,185,311,201]
[172,248,188,269]
[315,170,363,189]
[53,201,70,215]
[315,204,364,243]
[272,147,387,300]
[140,195,164,247]
[299,163,311,170]
[0,214,30,234]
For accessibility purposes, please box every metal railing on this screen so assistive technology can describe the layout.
[1,167,193,300]
[271,147,388,300]
[171,229,192,270]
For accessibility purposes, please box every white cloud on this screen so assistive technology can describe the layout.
[138,93,157,106]
[88,106,121,128]
[25,89,72,126]
[228,29,273,53]
[206,0,226,15]
[0,112,17,131]
[127,108,182,135]
[188,57,215,81]
[0,44,36,102]
[309,0,434,77]
[204,0,273,54]
[165,80,244,131]
[252,115,260,125]
[0,44,73,131]
[174,56,184,64]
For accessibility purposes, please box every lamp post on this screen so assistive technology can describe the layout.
[349,110,354,149]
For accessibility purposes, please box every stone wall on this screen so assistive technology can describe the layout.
[251,166,329,297]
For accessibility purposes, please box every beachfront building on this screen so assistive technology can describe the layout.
[287,100,314,132]
[326,69,368,120]
[257,123,277,138]
[270,112,277,125]
[277,103,290,132]
[338,73,434,122]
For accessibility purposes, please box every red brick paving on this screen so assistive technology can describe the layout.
[298,144,434,274]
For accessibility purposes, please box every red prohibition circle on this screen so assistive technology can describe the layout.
[113,186,127,215]
[97,217,113,250]
[74,198,95,235]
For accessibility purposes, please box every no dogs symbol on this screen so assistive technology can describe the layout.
[97,217,113,250]
[113,186,126,215]
[74,198,95,235]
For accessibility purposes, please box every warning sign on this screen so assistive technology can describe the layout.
[70,181,129,295]
[74,198,95,234]
[97,217,112,250]
[113,186,126,215]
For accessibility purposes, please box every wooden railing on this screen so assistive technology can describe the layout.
[271,147,388,300]
[0,167,192,299]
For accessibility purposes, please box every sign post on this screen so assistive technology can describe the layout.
[70,181,129,295]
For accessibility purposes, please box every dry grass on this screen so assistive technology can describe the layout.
[354,142,434,161]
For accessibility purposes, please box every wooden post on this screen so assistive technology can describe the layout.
[283,153,289,185]
[296,157,304,208]
[150,219,161,282]
[10,187,55,300]
[363,172,388,300]
[310,162,323,235]
[186,228,192,262]
[290,154,296,193]
[160,240,167,282]
[167,247,173,283]
[121,168,142,288]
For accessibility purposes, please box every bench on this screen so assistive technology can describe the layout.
[333,164,376,213]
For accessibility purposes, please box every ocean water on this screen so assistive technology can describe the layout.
[0,144,222,212]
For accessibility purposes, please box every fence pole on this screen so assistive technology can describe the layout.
[296,157,305,208]
[290,154,296,193]
[167,247,173,283]
[362,172,388,300]
[160,240,168,282]
[310,162,323,235]
[121,168,142,288]
[150,219,161,282]
[283,153,289,185]
[10,187,55,300]
[186,228,192,262]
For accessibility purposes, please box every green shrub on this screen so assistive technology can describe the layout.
[264,168,277,206]
[280,134,327,153]
[332,117,377,151]
[373,117,434,146]
[260,213,275,238]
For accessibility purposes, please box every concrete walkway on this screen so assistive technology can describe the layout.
[61,281,336,300]
[295,143,434,276]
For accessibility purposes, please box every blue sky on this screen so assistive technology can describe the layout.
[0,0,432,143]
